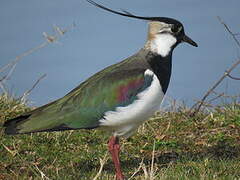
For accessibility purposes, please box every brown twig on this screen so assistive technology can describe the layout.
[190,18,240,115]
[0,42,48,74]
[128,158,144,180]
[191,59,240,115]
[193,100,216,108]
[0,23,76,94]
[0,60,18,93]
[207,92,225,104]
[217,16,240,48]
[0,81,7,94]
[212,90,240,99]
[20,74,47,104]
[92,153,108,180]
[226,73,240,80]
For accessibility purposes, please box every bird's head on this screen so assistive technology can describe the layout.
[86,0,198,56]
[145,19,197,56]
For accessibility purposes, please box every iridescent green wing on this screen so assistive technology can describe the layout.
[4,57,153,134]
[8,69,153,134]
[57,69,154,129]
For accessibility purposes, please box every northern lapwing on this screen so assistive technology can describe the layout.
[3,0,198,179]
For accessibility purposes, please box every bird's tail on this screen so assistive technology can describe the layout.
[3,114,31,135]
[3,99,99,135]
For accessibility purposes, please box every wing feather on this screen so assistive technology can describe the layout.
[4,59,153,134]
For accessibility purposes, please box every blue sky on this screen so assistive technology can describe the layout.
[0,0,240,107]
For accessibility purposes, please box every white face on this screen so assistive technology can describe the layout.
[147,21,181,57]
[150,33,177,57]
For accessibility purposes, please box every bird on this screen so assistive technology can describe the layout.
[3,0,198,179]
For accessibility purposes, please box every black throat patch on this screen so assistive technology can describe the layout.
[146,52,172,94]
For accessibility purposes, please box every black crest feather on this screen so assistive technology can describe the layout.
[86,0,182,26]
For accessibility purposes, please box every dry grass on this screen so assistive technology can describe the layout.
[0,94,240,179]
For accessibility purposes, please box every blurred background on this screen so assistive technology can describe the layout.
[0,0,239,107]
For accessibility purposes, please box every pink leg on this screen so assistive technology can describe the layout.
[108,136,124,180]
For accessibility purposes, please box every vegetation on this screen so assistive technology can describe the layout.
[0,93,239,180]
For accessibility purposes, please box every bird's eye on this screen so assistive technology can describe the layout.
[171,25,180,33]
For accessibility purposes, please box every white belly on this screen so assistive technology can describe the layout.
[99,69,164,138]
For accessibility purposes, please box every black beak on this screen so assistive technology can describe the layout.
[182,35,198,47]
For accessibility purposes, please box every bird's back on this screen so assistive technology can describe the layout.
[4,50,152,135]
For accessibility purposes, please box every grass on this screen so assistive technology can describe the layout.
[0,93,240,179]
